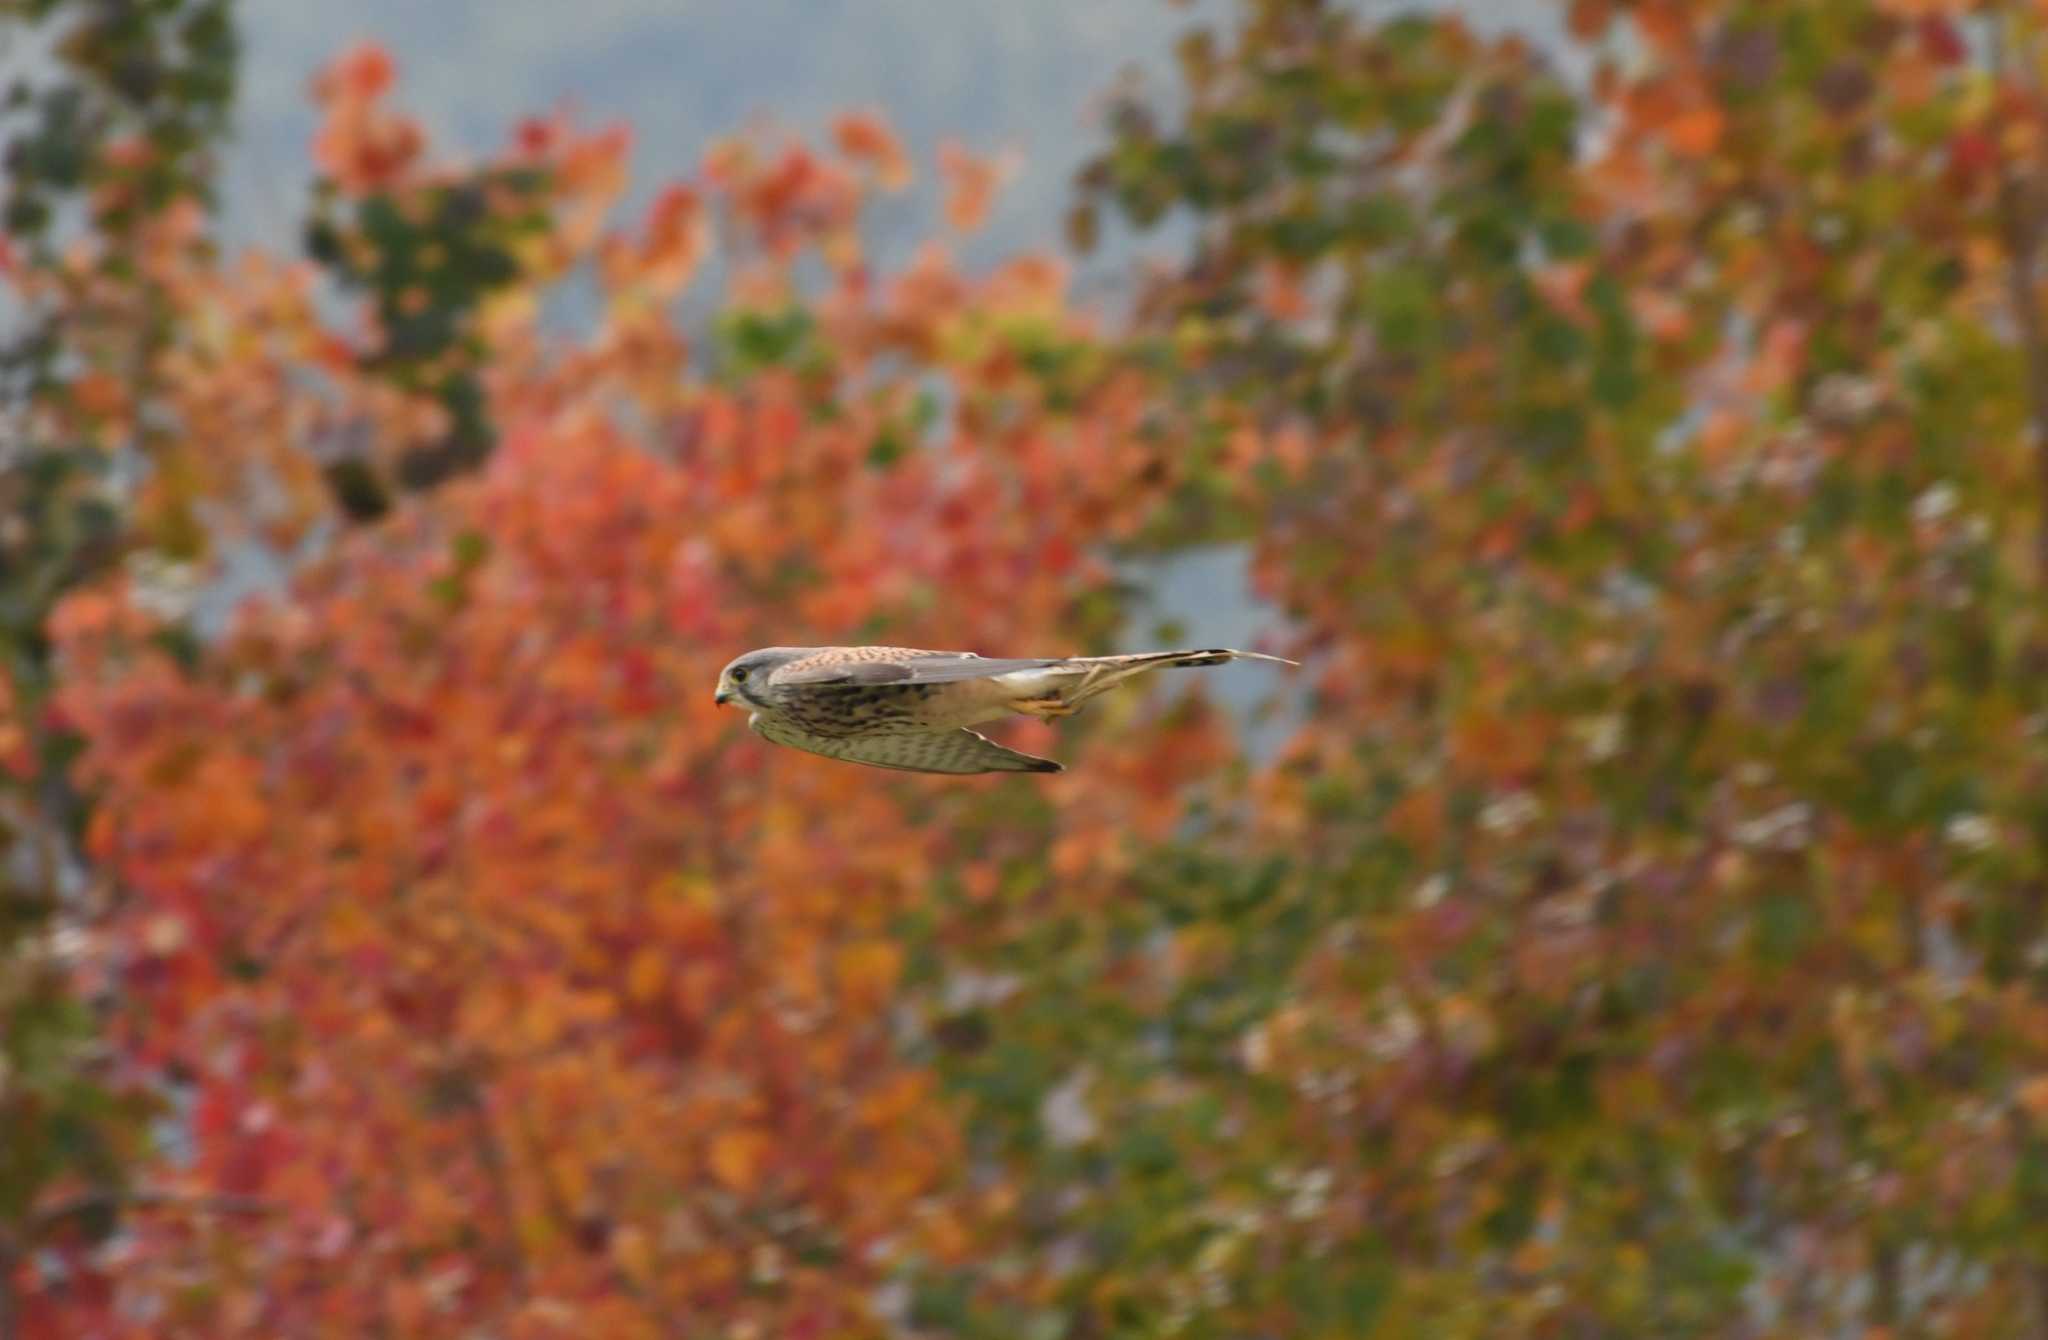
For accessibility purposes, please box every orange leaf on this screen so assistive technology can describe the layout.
[69,370,127,421]
[609,1225,655,1285]
[1383,789,1444,850]
[1567,0,1612,41]
[2018,1075,2048,1126]
[311,42,395,105]
[939,141,1009,234]
[1451,709,1550,779]
[626,946,667,1003]
[1664,104,1723,157]
[833,109,912,191]
[835,939,903,1011]
[1631,0,1690,57]
[1256,263,1311,321]
[708,1127,773,1193]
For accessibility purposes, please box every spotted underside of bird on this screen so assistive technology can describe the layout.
[712,645,1297,775]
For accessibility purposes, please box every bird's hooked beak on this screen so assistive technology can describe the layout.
[713,682,732,707]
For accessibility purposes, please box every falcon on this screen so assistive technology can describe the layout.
[712,645,1297,775]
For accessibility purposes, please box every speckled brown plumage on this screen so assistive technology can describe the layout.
[712,644,1296,776]
[776,679,945,739]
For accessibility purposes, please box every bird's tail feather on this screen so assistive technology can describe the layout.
[1057,647,1296,705]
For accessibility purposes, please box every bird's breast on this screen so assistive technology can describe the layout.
[777,681,953,737]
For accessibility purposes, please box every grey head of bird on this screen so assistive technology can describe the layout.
[711,646,814,710]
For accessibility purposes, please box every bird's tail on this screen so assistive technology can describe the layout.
[1055,647,1297,707]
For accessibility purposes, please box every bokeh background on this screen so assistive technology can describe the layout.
[8,0,2048,1336]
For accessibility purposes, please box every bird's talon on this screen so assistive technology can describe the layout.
[1016,696,1080,719]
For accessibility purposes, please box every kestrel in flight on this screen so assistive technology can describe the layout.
[713,645,1296,775]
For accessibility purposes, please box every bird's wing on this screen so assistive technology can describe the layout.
[751,716,1060,774]
[770,650,1061,687]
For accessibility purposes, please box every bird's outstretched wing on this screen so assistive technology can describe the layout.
[750,716,1060,774]
[770,650,1058,687]
[769,646,1296,690]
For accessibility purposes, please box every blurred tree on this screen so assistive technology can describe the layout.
[908,1,2048,1335]
[0,8,640,1330]
[34,45,1219,1336]
[0,2,239,1332]
[300,43,581,516]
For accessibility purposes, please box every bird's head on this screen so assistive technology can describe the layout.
[712,647,809,709]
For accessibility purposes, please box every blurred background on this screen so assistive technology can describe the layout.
[8,0,2048,1336]
[223,1,1565,254]
[225,0,1567,749]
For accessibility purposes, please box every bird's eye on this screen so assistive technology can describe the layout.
[730,667,749,683]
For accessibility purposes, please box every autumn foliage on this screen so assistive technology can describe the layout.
[11,0,2048,1336]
